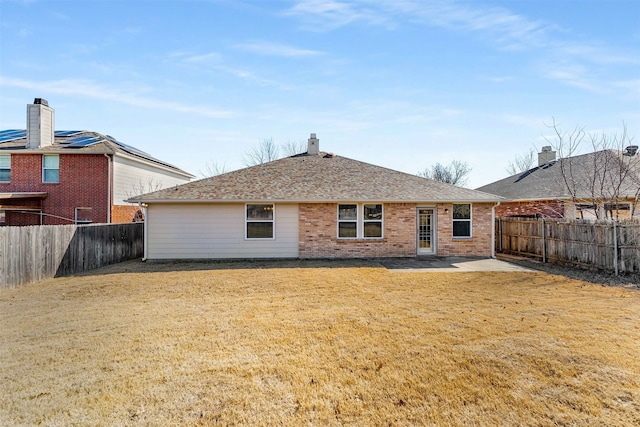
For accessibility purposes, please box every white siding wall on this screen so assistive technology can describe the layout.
[147,203,299,259]
[113,155,191,205]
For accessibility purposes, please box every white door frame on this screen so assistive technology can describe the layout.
[416,207,436,255]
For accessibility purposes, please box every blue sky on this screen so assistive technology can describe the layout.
[1,0,639,188]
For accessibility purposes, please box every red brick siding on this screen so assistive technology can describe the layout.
[112,204,143,223]
[298,202,495,258]
[495,200,564,218]
[298,203,417,258]
[436,203,494,257]
[0,154,110,225]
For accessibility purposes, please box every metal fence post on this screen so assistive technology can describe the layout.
[613,219,619,276]
[541,218,546,264]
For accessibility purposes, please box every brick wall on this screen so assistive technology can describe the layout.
[436,203,494,257]
[298,202,496,258]
[495,200,564,218]
[0,154,109,226]
[112,204,143,223]
[298,203,417,258]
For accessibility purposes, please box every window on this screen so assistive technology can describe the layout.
[75,207,93,224]
[0,154,9,182]
[605,202,631,220]
[338,203,383,239]
[452,203,471,238]
[338,204,358,238]
[246,204,274,239]
[363,204,383,238]
[575,203,597,220]
[43,154,59,183]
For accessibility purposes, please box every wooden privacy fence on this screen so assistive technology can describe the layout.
[0,223,143,289]
[496,217,640,274]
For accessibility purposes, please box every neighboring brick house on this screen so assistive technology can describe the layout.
[0,99,193,226]
[476,146,640,220]
[128,134,501,260]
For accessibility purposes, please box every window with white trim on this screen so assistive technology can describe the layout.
[338,204,358,238]
[452,203,471,238]
[246,204,274,239]
[43,154,59,183]
[337,203,383,239]
[363,204,383,238]
[75,207,93,224]
[0,154,10,182]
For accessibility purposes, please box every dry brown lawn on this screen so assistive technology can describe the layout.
[1,259,639,426]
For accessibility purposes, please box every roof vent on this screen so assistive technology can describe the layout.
[623,145,638,156]
[538,146,556,166]
[307,133,319,156]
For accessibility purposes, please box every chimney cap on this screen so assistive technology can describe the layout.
[541,146,552,152]
[33,98,49,106]
[623,145,638,156]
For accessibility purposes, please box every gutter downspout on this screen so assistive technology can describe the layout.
[140,202,148,261]
[491,201,501,258]
[104,154,112,223]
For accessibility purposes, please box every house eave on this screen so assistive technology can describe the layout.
[127,197,503,204]
[113,151,195,179]
[0,147,116,155]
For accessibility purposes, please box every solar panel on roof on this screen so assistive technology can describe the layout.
[0,129,26,142]
[103,134,180,170]
[55,130,82,137]
[66,135,103,148]
[116,141,153,158]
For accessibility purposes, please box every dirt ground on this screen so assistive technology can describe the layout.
[496,255,640,290]
[1,259,639,426]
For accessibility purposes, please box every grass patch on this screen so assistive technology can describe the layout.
[1,260,638,425]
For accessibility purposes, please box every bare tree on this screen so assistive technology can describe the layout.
[506,149,536,175]
[243,138,280,166]
[418,160,472,187]
[124,178,165,222]
[545,119,640,220]
[199,160,227,178]
[281,140,306,157]
[126,177,164,199]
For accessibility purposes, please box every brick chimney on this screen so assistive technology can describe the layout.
[26,98,55,149]
[307,133,319,156]
[538,146,556,166]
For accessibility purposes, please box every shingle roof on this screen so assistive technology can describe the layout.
[0,130,193,177]
[129,152,501,203]
[476,150,640,200]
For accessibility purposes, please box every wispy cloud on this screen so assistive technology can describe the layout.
[285,0,639,95]
[285,0,393,30]
[169,50,293,89]
[182,52,223,64]
[0,76,235,118]
[612,79,640,98]
[285,0,553,48]
[234,41,323,57]
[542,64,608,93]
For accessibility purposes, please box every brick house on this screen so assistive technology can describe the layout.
[476,146,640,220]
[0,99,193,226]
[128,134,501,260]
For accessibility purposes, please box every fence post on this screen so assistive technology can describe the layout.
[541,218,546,263]
[498,218,502,253]
[613,219,619,276]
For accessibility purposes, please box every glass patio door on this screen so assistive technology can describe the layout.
[417,208,435,254]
